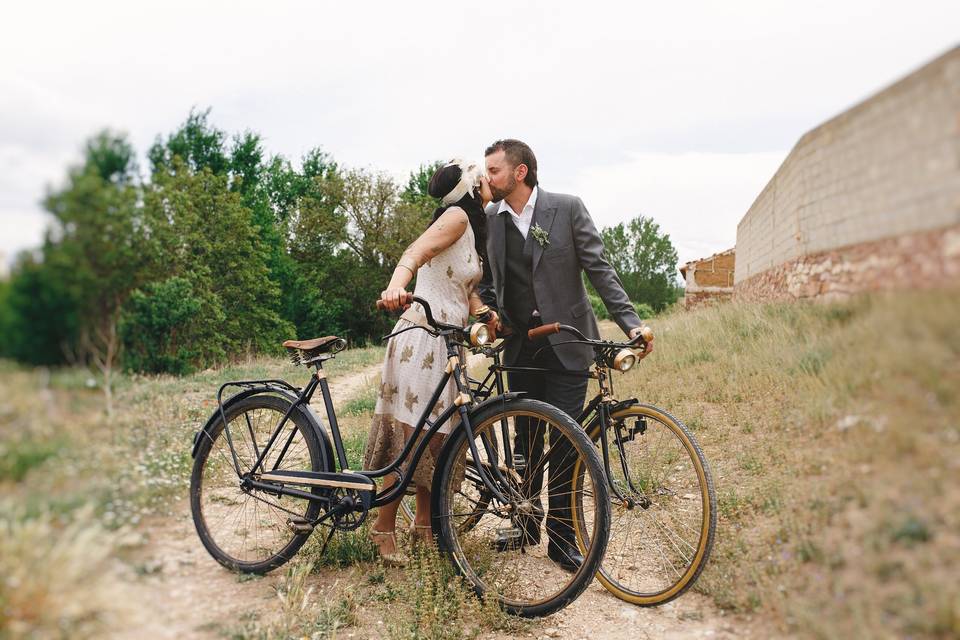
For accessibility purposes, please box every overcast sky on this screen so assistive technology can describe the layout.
[1,1,958,272]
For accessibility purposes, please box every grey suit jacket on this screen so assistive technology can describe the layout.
[478,188,641,370]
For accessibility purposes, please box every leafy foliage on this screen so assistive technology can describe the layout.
[599,215,680,312]
[0,110,676,378]
[120,276,223,375]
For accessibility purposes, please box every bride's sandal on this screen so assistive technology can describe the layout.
[410,523,434,547]
[370,528,407,567]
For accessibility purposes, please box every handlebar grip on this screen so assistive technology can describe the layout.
[632,325,654,344]
[376,291,414,311]
[527,322,561,341]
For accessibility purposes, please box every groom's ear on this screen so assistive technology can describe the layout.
[515,163,528,182]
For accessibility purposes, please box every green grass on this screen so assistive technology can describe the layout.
[0,438,63,482]
[342,382,378,416]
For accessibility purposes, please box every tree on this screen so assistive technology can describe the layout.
[147,108,228,176]
[42,131,149,414]
[400,161,443,206]
[141,157,294,366]
[0,251,81,366]
[598,215,679,312]
[120,276,225,375]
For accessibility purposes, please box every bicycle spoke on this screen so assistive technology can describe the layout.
[193,398,320,571]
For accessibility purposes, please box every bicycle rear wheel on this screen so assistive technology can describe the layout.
[432,398,610,618]
[573,403,716,605]
[190,394,324,573]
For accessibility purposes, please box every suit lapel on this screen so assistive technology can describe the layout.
[530,189,557,273]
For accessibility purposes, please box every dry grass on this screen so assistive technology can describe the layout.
[601,291,960,638]
[3,292,958,639]
[0,346,383,638]
[222,560,359,639]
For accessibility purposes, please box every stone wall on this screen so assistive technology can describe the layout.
[734,46,960,300]
[735,224,960,302]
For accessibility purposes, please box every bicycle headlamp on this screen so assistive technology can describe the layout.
[469,323,490,346]
[612,349,637,372]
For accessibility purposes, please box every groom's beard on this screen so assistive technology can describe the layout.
[489,175,517,203]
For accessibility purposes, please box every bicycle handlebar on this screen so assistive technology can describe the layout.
[376,294,441,328]
[527,322,561,340]
[527,322,653,348]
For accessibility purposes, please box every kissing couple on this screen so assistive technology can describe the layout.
[363,138,652,567]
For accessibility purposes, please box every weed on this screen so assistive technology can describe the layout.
[301,523,378,568]
[890,515,932,546]
[0,438,62,482]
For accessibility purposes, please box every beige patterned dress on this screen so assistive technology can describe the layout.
[363,223,482,488]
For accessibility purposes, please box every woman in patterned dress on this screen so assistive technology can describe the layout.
[364,160,498,564]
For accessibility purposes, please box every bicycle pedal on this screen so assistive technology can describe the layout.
[615,418,647,446]
[512,454,527,474]
[492,526,524,551]
[287,517,314,534]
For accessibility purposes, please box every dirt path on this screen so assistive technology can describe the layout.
[111,362,751,639]
[110,363,383,640]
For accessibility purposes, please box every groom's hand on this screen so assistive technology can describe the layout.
[629,325,654,359]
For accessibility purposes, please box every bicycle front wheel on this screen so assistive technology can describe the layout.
[573,403,716,605]
[190,394,324,574]
[432,398,611,618]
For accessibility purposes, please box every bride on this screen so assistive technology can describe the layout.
[363,159,497,564]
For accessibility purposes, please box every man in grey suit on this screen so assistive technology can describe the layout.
[479,139,652,570]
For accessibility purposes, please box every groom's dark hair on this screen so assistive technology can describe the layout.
[485,139,538,188]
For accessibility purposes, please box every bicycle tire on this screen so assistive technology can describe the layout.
[432,398,611,618]
[572,403,716,605]
[190,394,324,574]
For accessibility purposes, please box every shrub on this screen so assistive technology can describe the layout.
[120,276,225,375]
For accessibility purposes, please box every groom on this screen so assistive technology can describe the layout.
[479,139,652,571]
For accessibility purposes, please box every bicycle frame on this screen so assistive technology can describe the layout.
[469,339,643,504]
[209,308,526,521]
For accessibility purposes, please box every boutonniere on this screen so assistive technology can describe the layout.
[531,223,550,248]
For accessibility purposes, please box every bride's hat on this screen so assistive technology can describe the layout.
[429,159,482,205]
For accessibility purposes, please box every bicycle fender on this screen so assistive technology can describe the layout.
[582,397,641,431]
[467,391,526,419]
[191,387,336,473]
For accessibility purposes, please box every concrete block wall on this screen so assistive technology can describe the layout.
[735,46,960,299]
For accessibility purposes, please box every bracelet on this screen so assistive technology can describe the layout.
[397,256,418,273]
[473,305,490,317]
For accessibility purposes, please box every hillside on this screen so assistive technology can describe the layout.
[1,291,957,638]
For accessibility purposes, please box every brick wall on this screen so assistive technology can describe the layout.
[734,46,960,299]
[681,249,735,309]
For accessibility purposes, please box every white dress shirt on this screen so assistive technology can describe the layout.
[497,186,538,239]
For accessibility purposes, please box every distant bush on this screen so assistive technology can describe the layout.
[588,293,609,320]
[633,302,655,319]
[589,294,655,322]
[120,276,225,375]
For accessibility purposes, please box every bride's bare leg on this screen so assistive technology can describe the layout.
[414,486,431,527]
[371,472,402,556]
[405,428,446,541]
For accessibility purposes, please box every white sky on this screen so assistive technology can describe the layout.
[1,0,958,272]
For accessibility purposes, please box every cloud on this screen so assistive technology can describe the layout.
[0,0,957,268]
[565,150,787,266]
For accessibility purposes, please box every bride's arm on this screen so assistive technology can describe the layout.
[379,208,469,311]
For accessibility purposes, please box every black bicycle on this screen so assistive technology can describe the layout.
[449,321,717,606]
[188,296,611,617]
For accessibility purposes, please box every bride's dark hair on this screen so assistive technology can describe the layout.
[427,163,488,267]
